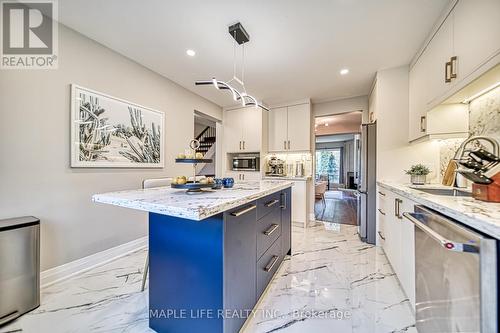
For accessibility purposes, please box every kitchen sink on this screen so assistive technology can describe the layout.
[413,188,473,197]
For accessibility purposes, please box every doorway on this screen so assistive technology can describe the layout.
[194,111,219,177]
[314,112,362,225]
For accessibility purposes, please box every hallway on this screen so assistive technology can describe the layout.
[315,190,358,225]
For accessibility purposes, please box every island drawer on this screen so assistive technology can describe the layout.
[257,208,281,259]
[256,237,282,299]
[256,192,282,220]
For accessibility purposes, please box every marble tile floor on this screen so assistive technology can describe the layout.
[1,223,415,333]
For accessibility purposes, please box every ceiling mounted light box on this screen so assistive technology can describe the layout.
[195,22,269,111]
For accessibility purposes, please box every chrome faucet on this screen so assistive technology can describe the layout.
[453,136,499,160]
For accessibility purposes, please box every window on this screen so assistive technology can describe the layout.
[316,148,342,184]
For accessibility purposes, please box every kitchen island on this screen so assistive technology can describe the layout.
[93,180,293,333]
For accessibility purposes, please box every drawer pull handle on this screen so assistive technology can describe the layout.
[280,192,287,209]
[265,199,279,207]
[264,255,279,272]
[378,208,386,216]
[264,224,279,236]
[378,191,386,196]
[230,205,256,217]
[378,231,386,241]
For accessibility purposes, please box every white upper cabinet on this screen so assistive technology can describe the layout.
[224,109,243,153]
[268,102,311,152]
[409,53,429,141]
[453,0,500,81]
[242,107,263,152]
[423,15,454,106]
[408,0,500,142]
[287,104,311,151]
[268,107,288,151]
[223,107,263,153]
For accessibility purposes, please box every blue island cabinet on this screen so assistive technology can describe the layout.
[149,187,292,333]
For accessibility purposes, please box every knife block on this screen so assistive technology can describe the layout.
[472,172,500,202]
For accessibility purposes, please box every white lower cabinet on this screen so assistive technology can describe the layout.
[378,187,416,311]
[290,180,308,227]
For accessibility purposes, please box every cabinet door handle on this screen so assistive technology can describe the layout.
[287,140,290,150]
[265,199,279,207]
[394,199,399,217]
[239,141,242,150]
[264,224,279,236]
[450,56,457,79]
[378,231,386,241]
[230,204,256,217]
[420,116,426,133]
[396,199,403,219]
[264,255,279,272]
[378,208,386,216]
[243,141,245,150]
[242,173,245,180]
[284,140,286,150]
[445,61,452,83]
[378,191,386,196]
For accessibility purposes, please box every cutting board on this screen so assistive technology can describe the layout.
[442,160,458,186]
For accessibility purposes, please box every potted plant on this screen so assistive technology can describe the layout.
[405,164,431,185]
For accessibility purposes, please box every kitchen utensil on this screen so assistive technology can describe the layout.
[458,159,490,172]
[442,160,458,186]
[469,148,500,163]
[295,162,305,177]
[457,170,493,184]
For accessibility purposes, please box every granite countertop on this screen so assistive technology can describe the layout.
[263,175,312,181]
[93,180,293,221]
[378,181,500,239]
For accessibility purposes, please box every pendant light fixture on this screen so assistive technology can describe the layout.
[195,22,269,111]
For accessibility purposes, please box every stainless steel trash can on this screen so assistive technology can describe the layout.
[0,216,40,326]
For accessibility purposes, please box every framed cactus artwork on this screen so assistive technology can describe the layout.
[70,84,164,168]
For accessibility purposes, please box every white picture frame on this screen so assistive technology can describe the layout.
[70,84,165,168]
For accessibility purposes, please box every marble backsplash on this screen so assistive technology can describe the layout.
[439,86,500,177]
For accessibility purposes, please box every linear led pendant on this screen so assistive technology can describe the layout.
[195,22,268,112]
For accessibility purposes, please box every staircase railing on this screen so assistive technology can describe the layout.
[195,126,216,154]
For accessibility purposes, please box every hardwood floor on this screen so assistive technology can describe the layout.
[315,190,358,225]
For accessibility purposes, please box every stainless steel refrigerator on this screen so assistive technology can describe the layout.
[357,122,376,244]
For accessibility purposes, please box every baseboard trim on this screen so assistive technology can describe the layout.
[41,236,148,288]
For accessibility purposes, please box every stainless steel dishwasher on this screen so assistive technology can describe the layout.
[403,206,497,333]
[0,216,40,326]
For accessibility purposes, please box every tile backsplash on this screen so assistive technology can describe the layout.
[469,86,500,142]
[439,86,500,177]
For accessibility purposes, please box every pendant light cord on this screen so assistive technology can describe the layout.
[241,43,246,93]
[232,31,237,80]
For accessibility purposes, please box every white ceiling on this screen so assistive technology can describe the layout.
[58,0,449,107]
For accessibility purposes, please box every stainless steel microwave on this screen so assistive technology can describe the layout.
[232,156,260,171]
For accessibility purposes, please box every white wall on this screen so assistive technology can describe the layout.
[0,25,222,270]
[374,66,440,183]
[313,96,369,122]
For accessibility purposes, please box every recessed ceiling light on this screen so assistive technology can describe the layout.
[340,68,349,75]
[325,123,329,127]
[186,49,196,57]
